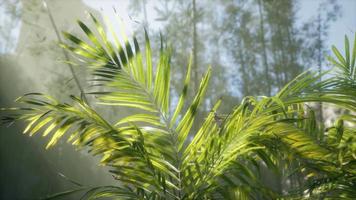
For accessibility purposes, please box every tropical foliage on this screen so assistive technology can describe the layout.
[1,14,355,199]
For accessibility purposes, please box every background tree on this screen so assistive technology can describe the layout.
[129,0,340,107]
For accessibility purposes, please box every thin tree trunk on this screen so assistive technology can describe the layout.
[257,0,271,96]
[317,12,323,124]
[287,26,297,77]
[238,40,249,96]
[192,0,198,94]
[42,0,88,103]
[275,22,288,86]
[270,30,281,90]
[142,0,148,29]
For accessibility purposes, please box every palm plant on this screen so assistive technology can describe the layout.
[1,14,355,199]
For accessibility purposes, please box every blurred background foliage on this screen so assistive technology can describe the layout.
[0,0,354,199]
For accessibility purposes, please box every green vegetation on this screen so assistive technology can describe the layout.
[1,15,356,199]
